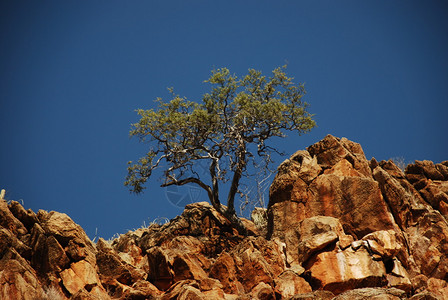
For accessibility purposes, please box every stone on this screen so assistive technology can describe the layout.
[361,230,404,259]
[306,246,386,294]
[386,258,412,292]
[0,199,27,236]
[407,160,445,181]
[160,280,203,300]
[8,201,39,231]
[172,253,209,282]
[96,238,144,286]
[332,287,406,299]
[408,292,441,300]
[297,216,347,264]
[290,290,335,299]
[274,270,312,299]
[147,246,174,291]
[209,252,241,294]
[231,237,285,292]
[0,256,45,300]
[60,260,100,295]
[427,278,448,300]
[307,135,371,177]
[251,282,275,300]
[307,174,398,239]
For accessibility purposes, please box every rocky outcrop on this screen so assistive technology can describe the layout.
[1,134,447,299]
[268,134,448,298]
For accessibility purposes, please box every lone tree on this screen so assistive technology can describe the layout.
[125,66,315,233]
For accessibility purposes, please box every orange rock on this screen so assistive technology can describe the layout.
[274,270,312,299]
[307,246,386,294]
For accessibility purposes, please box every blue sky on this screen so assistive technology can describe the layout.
[1,1,447,239]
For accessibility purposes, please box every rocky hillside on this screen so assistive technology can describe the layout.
[1,134,447,299]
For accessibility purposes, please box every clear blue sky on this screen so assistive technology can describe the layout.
[1,1,447,239]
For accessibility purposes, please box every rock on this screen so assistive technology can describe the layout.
[407,160,445,181]
[306,245,387,294]
[386,258,412,292]
[361,230,404,259]
[427,278,448,300]
[147,246,174,291]
[307,173,398,238]
[0,199,27,236]
[96,238,144,286]
[332,287,406,299]
[231,237,285,292]
[39,211,95,258]
[0,254,45,300]
[251,282,275,300]
[268,136,400,252]
[160,280,203,300]
[60,260,101,295]
[8,200,39,231]
[290,290,335,299]
[373,165,428,228]
[297,216,347,264]
[274,270,312,299]
[307,135,371,177]
[409,292,441,300]
[209,251,242,294]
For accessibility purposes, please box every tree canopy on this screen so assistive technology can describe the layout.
[125,66,316,233]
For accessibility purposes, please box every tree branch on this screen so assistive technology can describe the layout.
[161,177,213,203]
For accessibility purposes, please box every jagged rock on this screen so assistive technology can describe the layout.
[0,199,27,236]
[332,287,406,299]
[59,260,101,295]
[307,134,372,177]
[426,277,448,299]
[251,282,275,300]
[305,244,387,294]
[409,292,441,300]
[0,251,45,300]
[96,238,145,286]
[8,200,39,231]
[274,270,312,299]
[38,211,96,264]
[361,230,405,259]
[209,251,242,294]
[297,216,348,265]
[290,290,335,299]
[386,258,412,292]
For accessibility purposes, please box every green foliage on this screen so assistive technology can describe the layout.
[125,66,315,231]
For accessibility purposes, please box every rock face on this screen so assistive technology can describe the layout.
[268,134,448,298]
[1,134,447,299]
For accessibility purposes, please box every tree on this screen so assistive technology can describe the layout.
[125,66,316,234]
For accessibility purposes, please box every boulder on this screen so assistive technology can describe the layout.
[305,244,387,294]
[297,216,348,264]
[251,282,276,300]
[332,287,406,299]
[59,260,101,295]
[274,270,312,299]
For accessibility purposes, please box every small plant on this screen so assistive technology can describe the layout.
[390,156,408,172]
[39,286,64,300]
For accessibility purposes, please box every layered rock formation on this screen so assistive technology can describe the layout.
[1,134,447,299]
[268,134,448,298]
